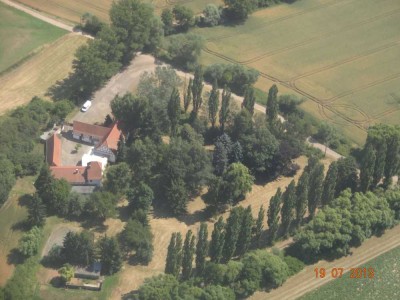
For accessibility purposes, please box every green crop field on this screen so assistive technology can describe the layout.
[300,246,400,300]
[15,0,223,23]
[195,0,400,145]
[0,2,66,73]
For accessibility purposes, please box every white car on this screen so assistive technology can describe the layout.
[81,100,92,112]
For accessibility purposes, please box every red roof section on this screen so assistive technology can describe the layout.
[73,121,111,139]
[98,123,121,151]
[46,134,62,166]
[50,162,102,184]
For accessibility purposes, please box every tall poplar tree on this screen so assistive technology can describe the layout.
[266,84,278,124]
[167,88,181,135]
[195,223,208,276]
[165,233,177,276]
[175,232,183,277]
[281,180,296,237]
[222,208,241,262]
[209,216,225,263]
[253,205,265,248]
[184,78,193,112]
[267,188,282,244]
[322,161,338,206]
[372,141,387,187]
[191,66,204,116]
[208,80,219,127]
[384,135,400,187]
[360,143,376,192]
[236,206,253,256]
[116,134,126,163]
[242,85,256,115]
[308,159,324,218]
[219,87,231,132]
[182,230,196,280]
[295,171,309,227]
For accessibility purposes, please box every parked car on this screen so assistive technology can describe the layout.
[81,100,92,112]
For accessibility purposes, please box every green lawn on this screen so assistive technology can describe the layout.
[300,246,400,300]
[195,0,400,145]
[0,2,66,73]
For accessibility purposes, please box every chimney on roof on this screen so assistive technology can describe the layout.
[74,168,79,174]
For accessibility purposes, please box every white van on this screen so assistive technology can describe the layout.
[81,100,92,112]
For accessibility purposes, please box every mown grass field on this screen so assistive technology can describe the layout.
[195,0,400,145]
[15,0,223,23]
[300,246,400,300]
[0,2,66,73]
[0,33,87,115]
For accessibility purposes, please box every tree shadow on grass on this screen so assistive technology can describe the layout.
[7,248,25,265]
[18,194,33,207]
[11,220,30,232]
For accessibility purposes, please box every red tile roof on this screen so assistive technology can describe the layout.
[46,134,62,166]
[73,121,111,139]
[98,123,121,151]
[50,161,103,185]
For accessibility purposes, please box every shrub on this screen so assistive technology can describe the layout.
[283,255,305,276]
[203,4,221,26]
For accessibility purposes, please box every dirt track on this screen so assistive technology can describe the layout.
[249,224,400,300]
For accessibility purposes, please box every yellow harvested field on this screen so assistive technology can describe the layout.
[0,33,87,114]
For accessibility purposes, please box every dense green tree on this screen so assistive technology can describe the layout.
[267,188,282,244]
[208,80,220,128]
[110,0,162,60]
[62,231,95,266]
[184,78,193,112]
[224,0,257,20]
[99,236,123,275]
[175,233,183,277]
[191,66,204,116]
[231,109,253,141]
[295,171,309,226]
[81,13,104,36]
[68,192,87,218]
[128,182,154,212]
[165,233,178,276]
[161,8,174,35]
[195,223,208,276]
[262,251,290,288]
[253,205,265,248]
[335,157,359,196]
[372,142,387,187]
[266,84,279,124]
[281,180,296,237]
[314,123,338,156]
[41,178,71,216]
[165,177,189,215]
[385,189,400,219]
[34,164,53,199]
[202,4,221,26]
[18,226,42,257]
[209,217,225,263]
[219,87,231,132]
[167,88,181,135]
[120,218,153,264]
[172,5,195,31]
[116,134,127,163]
[236,206,253,256]
[230,141,243,163]
[212,141,228,176]
[58,263,74,284]
[360,143,376,192]
[307,158,324,218]
[182,230,196,280]
[322,162,338,206]
[242,85,256,115]
[0,158,16,206]
[222,207,242,262]
[27,194,46,227]
[384,134,400,187]
[85,192,116,221]
[105,162,132,195]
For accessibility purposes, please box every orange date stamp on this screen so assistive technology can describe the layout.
[314,267,375,279]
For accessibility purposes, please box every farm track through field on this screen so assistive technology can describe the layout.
[206,6,400,65]
[206,0,354,42]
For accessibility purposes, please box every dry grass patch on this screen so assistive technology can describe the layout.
[0,33,87,115]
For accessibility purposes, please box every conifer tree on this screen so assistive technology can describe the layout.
[266,84,279,124]
[322,161,338,206]
[281,180,296,237]
[236,206,253,256]
[195,223,208,276]
[222,208,241,262]
[167,88,181,135]
[242,85,256,115]
[182,230,196,280]
[184,78,192,112]
[209,216,225,263]
[253,205,265,248]
[208,80,219,127]
[372,141,387,187]
[213,141,228,176]
[191,66,204,116]
[99,236,122,275]
[219,87,231,132]
[360,143,376,192]
[116,134,126,163]
[267,188,282,244]
[34,164,53,200]
[230,141,243,163]
[165,233,177,275]
[308,160,324,218]
[295,172,309,227]
[383,136,400,187]
[28,194,46,227]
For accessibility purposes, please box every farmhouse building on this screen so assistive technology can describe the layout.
[73,121,121,162]
[46,133,62,166]
[50,161,103,186]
